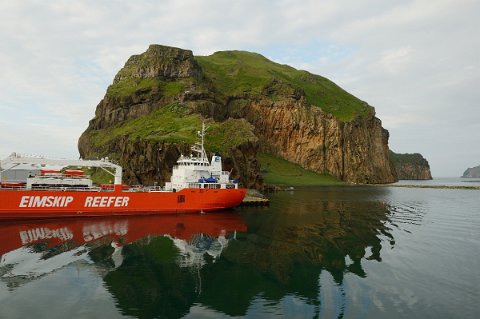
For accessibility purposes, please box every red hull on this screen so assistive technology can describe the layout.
[0,187,246,220]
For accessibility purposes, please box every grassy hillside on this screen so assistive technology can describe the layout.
[196,51,370,121]
[103,49,371,122]
[258,152,342,186]
[84,103,256,153]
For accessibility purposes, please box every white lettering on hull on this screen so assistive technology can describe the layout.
[19,196,74,208]
[84,196,129,208]
[18,196,130,208]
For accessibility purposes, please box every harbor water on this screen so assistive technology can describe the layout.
[0,183,479,318]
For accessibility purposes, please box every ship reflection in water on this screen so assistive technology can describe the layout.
[0,213,246,287]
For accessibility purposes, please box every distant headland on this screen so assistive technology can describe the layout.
[462,165,480,178]
[390,151,432,180]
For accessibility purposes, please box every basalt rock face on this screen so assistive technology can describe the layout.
[221,96,396,183]
[390,151,432,180]
[79,44,398,186]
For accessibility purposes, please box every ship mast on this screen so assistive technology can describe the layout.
[191,122,209,164]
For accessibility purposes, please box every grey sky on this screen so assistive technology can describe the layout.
[0,0,478,176]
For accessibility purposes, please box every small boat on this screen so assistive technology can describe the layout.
[0,123,246,219]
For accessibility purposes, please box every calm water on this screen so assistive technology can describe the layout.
[0,186,479,319]
[394,176,480,187]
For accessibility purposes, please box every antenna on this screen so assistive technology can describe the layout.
[191,122,209,163]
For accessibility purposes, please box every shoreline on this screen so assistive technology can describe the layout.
[261,183,480,191]
[369,184,480,190]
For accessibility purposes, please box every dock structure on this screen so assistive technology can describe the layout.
[241,196,270,206]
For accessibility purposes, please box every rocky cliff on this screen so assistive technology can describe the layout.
[462,165,480,178]
[390,151,432,180]
[79,44,398,187]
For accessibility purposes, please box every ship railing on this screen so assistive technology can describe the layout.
[123,185,144,192]
[0,185,27,190]
[0,185,107,192]
[144,186,165,193]
[187,182,223,189]
[181,182,240,190]
[29,186,105,192]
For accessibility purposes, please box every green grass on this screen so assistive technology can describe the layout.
[258,152,343,186]
[106,48,370,121]
[85,104,256,154]
[389,151,428,166]
[196,51,370,121]
[82,167,116,184]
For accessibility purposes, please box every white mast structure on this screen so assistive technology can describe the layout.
[165,122,236,191]
[191,122,209,165]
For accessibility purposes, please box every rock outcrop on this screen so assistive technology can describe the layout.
[462,165,480,178]
[390,151,432,180]
[79,44,399,187]
[90,45,205,130]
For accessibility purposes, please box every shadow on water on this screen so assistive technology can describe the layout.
[0,186,400,318]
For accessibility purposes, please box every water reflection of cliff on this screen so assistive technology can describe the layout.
[194,187,395,317]
[101,187,395,318]
[239,187,393,283]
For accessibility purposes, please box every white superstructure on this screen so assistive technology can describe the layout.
[164,122,238,191]
[26,170,93,189]
[0,154,122,186]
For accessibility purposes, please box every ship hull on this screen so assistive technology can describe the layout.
[0,188,247,220]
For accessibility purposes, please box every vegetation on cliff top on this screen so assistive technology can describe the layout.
[390,151,429,166]
[196,51,370,121]
[258,152,342,186]
[84,103,256,154]
[104,47,371,122]
[389,151,432,180]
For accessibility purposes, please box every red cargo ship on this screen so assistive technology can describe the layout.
[0,123,246,220]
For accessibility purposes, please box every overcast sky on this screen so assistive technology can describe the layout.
[0,0,478,177]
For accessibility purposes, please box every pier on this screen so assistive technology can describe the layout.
[241,196,270,206]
